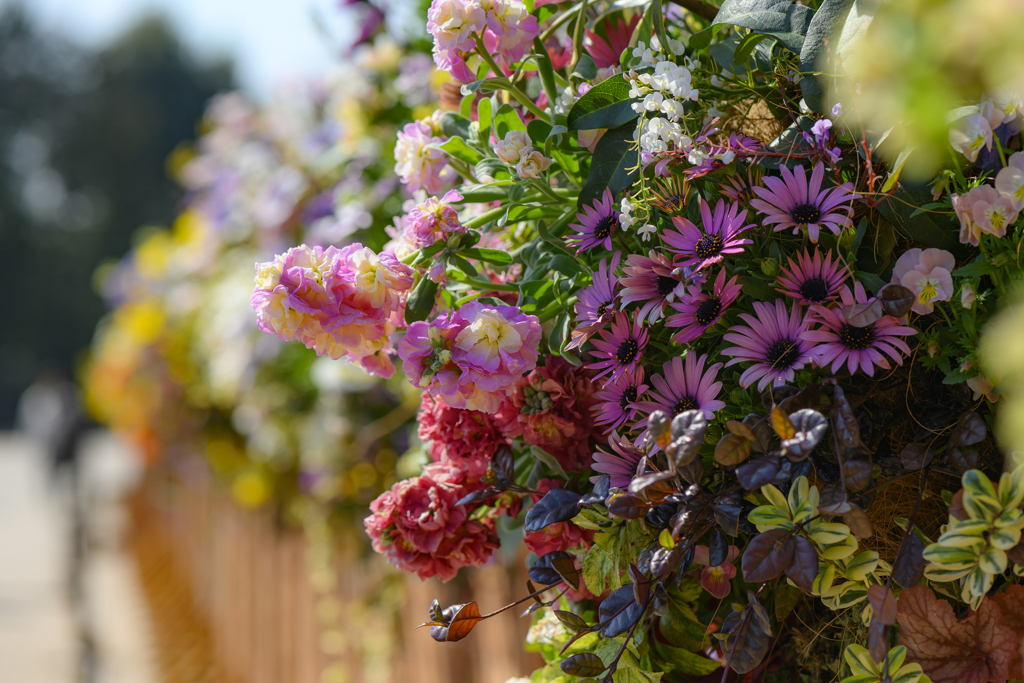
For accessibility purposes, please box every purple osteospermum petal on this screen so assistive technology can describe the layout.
[665,268,741,343]
[620,250,686,325]
[592,366,649,432]
[587,311,648,382]
[805,282,917,377]
[775,248,850,305]
[566,188,619,254]
[661,198,754,271]
[590,432,645,489]
[567,251,622,351]
[634,352,725,431]
[722,299,817,391]
[750,162,861,243]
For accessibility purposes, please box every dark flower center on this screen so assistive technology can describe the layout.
[799,277,830,302]
[790,203,821,224]
[672,395,699,415]
[839,324,874,350]
[765,339,801,369]
[694,233,725,259]
[615,338,639,364]
[738,185,756,203]
[660,194,685,213]
[694,297,722,326]
[656,275,679,297]
[596,300,613,317]
[618,385,639,410]
[593,214,618,240]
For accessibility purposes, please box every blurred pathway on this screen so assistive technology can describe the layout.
[0,431,158,683]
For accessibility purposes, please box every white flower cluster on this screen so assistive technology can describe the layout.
[625,58,699,156]
[619,197,657,241]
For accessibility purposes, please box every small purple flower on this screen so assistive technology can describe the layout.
[720,166,762,205]
[566,252,621,351]
[722,299,817,391]
[635,353,725,426]
[587,311,648,382]
[661,198,754,271]
[567,189,619,254]
[805,282,917,377]
[750,162,860,243]
[620,251,686,325]
[590,432,644,488]
[665,268,741,343]
[775,248,849,305]
[592,366,649,432]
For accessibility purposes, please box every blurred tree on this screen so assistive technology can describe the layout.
[0,6,234,425]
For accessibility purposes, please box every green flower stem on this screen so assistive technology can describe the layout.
[539,1,584,43]
[532,37,559,124]
[473,35,549,121]
[537,297,575,324]
[451,276,520,292]
[529,178,565,203]
[569,0,589,73]
[463,205,508,228]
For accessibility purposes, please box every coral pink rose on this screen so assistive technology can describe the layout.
[523,479,595,557]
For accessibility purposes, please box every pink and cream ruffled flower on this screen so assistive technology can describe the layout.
[494,129,533,164]
[516,151,552,179]
[750,162,859,243]
[404,189,466,248]
[427,0,538,82]
[364,461,500,582]
[250,244,414,378]
[394,118,450,193]
[398,302,542,413]
[961,360,999,403]
[890,247,956,315]
[806,282,916,377]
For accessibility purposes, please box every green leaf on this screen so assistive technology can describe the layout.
[653,642,721,676]
[440,137,484,164]
[570,54,597,82]
[882,144,915,193]
[439,111,472,138]
[688,25,719,51]
[457,182,515,203]
[877,183,969,258]
[528,118,553,146]
[582,543,618,595]
[578,121,639,208]
[712,0,814,54]
[651,0,671,57]
[461,248,513,265]
[477,97,493,138]
[736,276,778,301]
[494,103,526,139]
[612,664,662,683]
[405,276,439,324]
[798,0,854,113]
[548,313,571,355]
[953,261,996,277]
[567,77,638,131]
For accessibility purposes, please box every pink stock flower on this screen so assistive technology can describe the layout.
[661,198,754,271]
[250,244,414,377]
[418,393,509,480]
[364,461,500,582]
[620,250,686,325]
[593,366,648,432]
[588,311,648,382]
[775,248,850,305]
[890,247,956,315]
[806,282,916,377]
[524,479,595,556]
[666,268,741,343]
[495,356,599,472]
[634,353,725,430]
[591,432,644,488]
[427,0,538,82]
[750,162,859,243]
[693,544,740,599]
[398,302,543,413]
[723,299,817,391]
[405,189,466,247]
[394,119,449,193]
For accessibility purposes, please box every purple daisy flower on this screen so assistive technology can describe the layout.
[805,282,917,377]
[635,353,725,426]
[620,251,687,325]
[566,252,621,351]
[750,162,860,243]
[591,432,645,488]
[723,299,817,391]
[566,188,619,254]
[776,248,850,305]
[661,198,754,272]
[666,268,741,343]
[593,366,649,432]
[587,311,648,382]
[720,166,762,205]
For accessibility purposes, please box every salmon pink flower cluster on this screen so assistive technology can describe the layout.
[250,243,414,377]
[426,0,538,82]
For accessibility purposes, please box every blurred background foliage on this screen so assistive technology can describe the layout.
[0,4,234,425]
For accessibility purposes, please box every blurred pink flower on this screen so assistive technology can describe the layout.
[394,119,449,193]
[948,112,993,163]
[995,151,1024,212]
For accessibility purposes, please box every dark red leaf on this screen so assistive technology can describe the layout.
[524,488,582,532]
[781,409,829,460]
[892,532,926,589]
[785,536,818,592]
[868,618,888,664]
[529,551,573,585]
[879,283,915,317]
[720,591,772,675]
[844,504,873,539]
[709,529,728,567]
[712,491,744,537]
[991,584,1024,680]
[843,459,873,492]
[844,298,884,328]
[552,554,581,590]
[736,454,785,490]
[628,470,677,500]
[607,492,649,519]
[831,385,865,459]
[868,585,897,625]
[554,610,589,633]
[598,585,643,637]
[952,412,987,447]
[897,585,1016,683]
[727,420,758,440]
[948,489,967,521]
[715,433,752,466]
[899,442,934,471]
[950,445,980,474]
[742,528,796,584]
[456,487,504,507]
[818,482,852,515]
[420,602,482,642]
[560,653,605,677]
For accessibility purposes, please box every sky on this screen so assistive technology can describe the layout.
[10,0,346,100]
